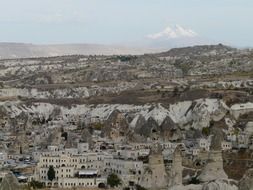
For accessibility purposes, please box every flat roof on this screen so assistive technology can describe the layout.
[78,170,98,175]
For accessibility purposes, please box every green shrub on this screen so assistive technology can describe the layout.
[93,123,104,130]
[47,165,56,181]
[29,180,44,189]
[107,173,121,188]
[202,127,210,136]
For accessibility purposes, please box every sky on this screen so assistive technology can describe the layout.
[0,0,252,47]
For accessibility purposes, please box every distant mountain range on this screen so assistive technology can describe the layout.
[0,26,216,59]
[0,43,161,59]
[1,24,236,59]
[0,41,216,59]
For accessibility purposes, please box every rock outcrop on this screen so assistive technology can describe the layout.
[140,144,168,189]
[202,179,238,190]
[0,173,21,190]
[238,169,253,190]
[169,147,183,187]
[198,128,228,182]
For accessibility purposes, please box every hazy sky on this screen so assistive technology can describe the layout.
[0,0,252,47]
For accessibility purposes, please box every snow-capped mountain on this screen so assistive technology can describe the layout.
[147,25,198,40]
[143,25,214,49]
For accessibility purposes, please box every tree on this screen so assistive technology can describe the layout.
[107,173,121,188]
[29,179,44,189]
[202,127,210,136]
[92,122,104,130]
[47,165,56,181]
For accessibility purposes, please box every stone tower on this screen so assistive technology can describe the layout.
[140,143,168,189]
[0,172,21,190]
[198,128,228,182]
[170,146,183,187]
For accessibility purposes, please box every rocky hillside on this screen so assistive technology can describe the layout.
[0,99,252,139]
[0,45,252,137]
[0,44,253,189]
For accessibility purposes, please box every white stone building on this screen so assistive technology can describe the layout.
[237,132,250,148]
[192,148,201,156]
[104,158,144,186]
[0,152,7,166]
[221,141,232,151]
[197,138,211,151]
[35,151,110,188]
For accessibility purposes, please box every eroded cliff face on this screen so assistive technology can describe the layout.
[239,169,253,190]
[202,179,238,190]
[0,98,229,130]
[0,82,137,99]
[0,45,252,190]
[0,97,251,144]
[0,173,21,190]
[169,179,238,190]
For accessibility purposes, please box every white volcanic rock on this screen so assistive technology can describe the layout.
[168,101,193,124]
[169,184,202,190]
[239,169,253,190]
[202,179,238,190]
[0,87,89,99]
[0,98,230,130]
[0,173,22,190]
[190,99,228,130]
[245,122,253,134]
[168,179,238,190]
[192,80,253,90]
[230,102,253,119]
[129,114,142,129]
[217,80,253,89]
[168,99,228,130]
[198,128,228,183]
[29,103,55,120]
[169,180,238,190]
[144,104,170,125]
[0,83,137,99]
[198,157,228,183]
[1,101,150,122]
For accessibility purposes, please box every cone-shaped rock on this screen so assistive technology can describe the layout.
[0,173,21,190]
